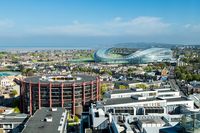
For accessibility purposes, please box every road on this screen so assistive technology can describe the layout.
[169,79,186,97]
[168,66,187,97]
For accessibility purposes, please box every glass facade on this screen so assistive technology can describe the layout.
[94,48,173,64]
[180,112,200,132]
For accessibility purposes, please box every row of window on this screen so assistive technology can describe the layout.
[145,108,164,114]
[29,87,97,92]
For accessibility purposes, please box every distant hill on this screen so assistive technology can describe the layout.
[113,42,181,49]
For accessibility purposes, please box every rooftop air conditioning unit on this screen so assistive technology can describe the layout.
[41,76,46,79]
[51,107,57,112]
[45,116,53,122]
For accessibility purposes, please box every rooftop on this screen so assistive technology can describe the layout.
[165,97,191,102]
[108,89,156,94]
[158,90,178,93]
[23,74,96,84]
[103,97,165,106]
[139,117,165,124]
[114,80,143,84]
[0,113,28,123]
[108,89,134,94]
[22,107,66,133]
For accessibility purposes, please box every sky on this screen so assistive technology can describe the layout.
[0,0,200,47]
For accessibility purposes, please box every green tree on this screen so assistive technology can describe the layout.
[14,107,20,113]
[11,56,20,63]
[181,58,189,63]
[27,70,34,76]
[9,90,18,97]
[193,74,200,81]
[186,73,192,81]
[180,73,187,81]
[150,85,159,89]
[101,83,108,96]
[144,66,152,72]
[119,85,127,90]
[136,84,148,89]
[22,68,35,76]
[159,63,166,69]
[74,115,80,123]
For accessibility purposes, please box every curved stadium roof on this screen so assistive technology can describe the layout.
[94,47,173,64]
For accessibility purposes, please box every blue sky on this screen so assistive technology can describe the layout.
[0,0,200,47]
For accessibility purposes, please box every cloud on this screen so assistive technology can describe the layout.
[1,16,200,44]
[184,23,200,32]
[0,19,15,29]
[184,24,191,28]
[29,23,109,36]
[28,16,171,36]
[113,17,122,22]
[106,16,170,35]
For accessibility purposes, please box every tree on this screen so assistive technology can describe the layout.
[150,85,159,89]
[74,115,80,123]
[144,66,152,72]
[119,85,127,90]
[159,63,166,69]
[18,65,25,72]
[9,90,18,97]
[100,68,112,75]
[22,68,35,76]
[193,74,200,81]
[14,107,20,113]
[175,70,182,78]
[27,70,34,76]
[181,58,189,63]
[101,83,108,96]
[186,73,192,81]
[11,56,19,63]
[136,84,147,89]
[180,73,187,81]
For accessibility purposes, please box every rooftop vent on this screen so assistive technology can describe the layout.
[45,117,52,122]
[135,88,143,91]
[44,114,53,122]
[50,107,57,112]
[131,88,143,91]
[66,74,73,78]
[39,125,45,128]
[41,76,46,79]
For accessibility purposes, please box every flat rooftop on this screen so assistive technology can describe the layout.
[139,118,165,124]
[0,113,28,123]
[114,80,143,84]
[23,74,96,84]
[103,97,165,106]
[165,97,191,102]
[108,89,156,94]
[22,107,66,133]
[158,90,178,93]
[108,89,134,94]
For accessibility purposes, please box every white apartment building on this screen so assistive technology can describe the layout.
[102,88,194,115]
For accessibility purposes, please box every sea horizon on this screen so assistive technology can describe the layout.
[0,42,199,52]
[0,46,100,52]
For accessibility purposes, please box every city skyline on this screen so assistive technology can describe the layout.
[0,0,200,46]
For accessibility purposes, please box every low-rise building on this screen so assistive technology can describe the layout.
[104,88,158,99]
[103,88,194,114]
[0,77,15,88]
[0,113,28,133]
[22,107,67,133]
[188,81,200,93]
[81,103,187,133]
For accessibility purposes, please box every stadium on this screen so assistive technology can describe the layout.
[14,74,100,115]
[94,47,173,64]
